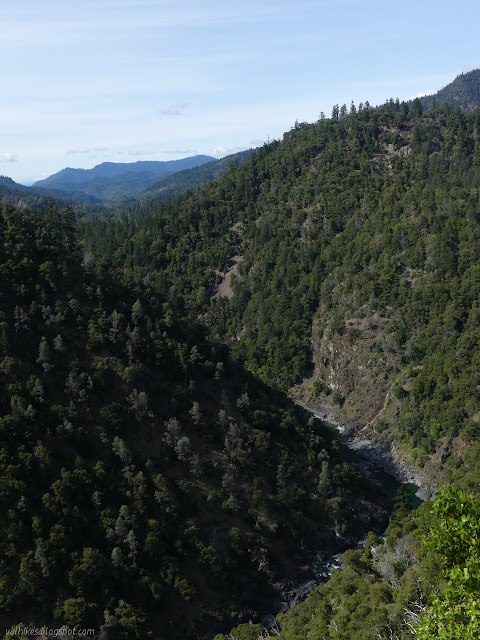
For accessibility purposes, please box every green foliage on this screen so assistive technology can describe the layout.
[213,623,265,640]
[416,489,480,639]
[0,201,387,637]
[79,103,480,458]
[214,498,443,640]
[56,597,97,626]
[4,625,30,640]
[134,149,253,204]
[7,90,480,638]
[246,489,480,640]
[420,69,480,113]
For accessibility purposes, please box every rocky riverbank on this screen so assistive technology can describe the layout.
[303,402,436,502]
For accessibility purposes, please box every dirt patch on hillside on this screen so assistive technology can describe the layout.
[214,255,243,299]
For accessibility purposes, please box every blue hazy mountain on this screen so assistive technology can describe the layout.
[133,149,254,203]
[32,155,216,201]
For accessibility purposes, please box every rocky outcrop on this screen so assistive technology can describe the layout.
[214,255,243,299]
[292,307,437,501]
[292,308,397,428]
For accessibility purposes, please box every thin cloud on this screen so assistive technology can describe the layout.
[66,146,109,155]
[160,102,190,116]
[65,147,90,155]
[0,3,279,46]
[403,89,436,101]
[164,148,195,155]
[0,152,18,162]
[210,145,246,157]
[127,149,156,156]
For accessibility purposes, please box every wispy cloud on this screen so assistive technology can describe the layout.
[403,89,436,101]
[127,149,156,156]
[210,145,247,157]
[160,103,190,116]
[164,148,195,155]
[0,3,279,46]
[66,146,109,155]
[65,147,90,155]
[0,152,17,162]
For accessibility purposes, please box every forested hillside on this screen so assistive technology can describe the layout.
[77,94,480,636]
[0,177,102,208]
[82,98,480,491]
[0,151,253,213]
[420,69,480,113]
[6,70,480,638]
[215,487,480,640]
[0,201,389,638]
[133,149,253,204]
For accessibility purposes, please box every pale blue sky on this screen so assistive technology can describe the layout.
[2,0,479,183]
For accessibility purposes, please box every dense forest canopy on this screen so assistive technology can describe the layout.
[81,100,480,481]
[4,71,480,638]
[69,96,480,636]
[0,200,390,638]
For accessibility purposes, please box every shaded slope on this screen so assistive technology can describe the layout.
[81,102,480,492]
[0,202,389,638]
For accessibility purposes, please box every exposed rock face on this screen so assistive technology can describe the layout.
[339,434,434,501]
[292,307,437,501]
[293,307,397,430]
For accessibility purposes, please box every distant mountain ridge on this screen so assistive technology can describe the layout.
[419,69,480,113]
[32,155,216,201]
[0,175,17,187]
[0,152,253,209]
[4,70,480,208]
[0,175,100,209]
[135,149,254,203]
[34,156,215,186]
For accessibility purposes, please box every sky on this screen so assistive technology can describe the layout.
[2,0,480,184]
